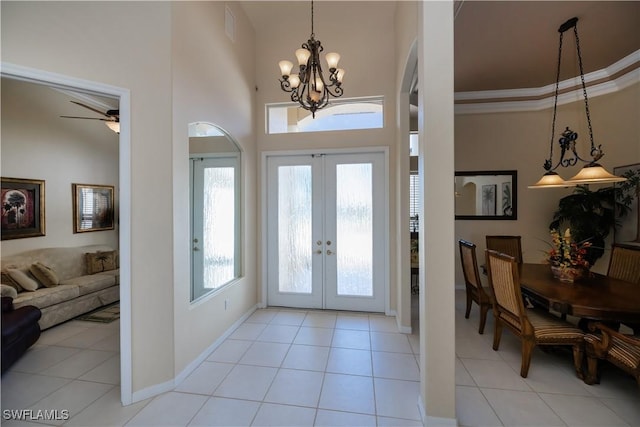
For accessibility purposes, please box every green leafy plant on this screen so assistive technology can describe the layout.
[616,168,640,243]
[549,184,633,265]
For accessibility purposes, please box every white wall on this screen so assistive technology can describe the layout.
[2,0,261,400]
[171,1,258,378]
[2,0,175,395]
[393,0,418,332]
[455,82,640,283]
[1,78,119,255]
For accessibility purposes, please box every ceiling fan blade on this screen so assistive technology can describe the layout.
[60,115,111,121]
[69,101,112,118]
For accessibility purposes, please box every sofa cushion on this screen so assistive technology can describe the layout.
[94,269,120,285]
[1,245,116,281]
[13,285,79,309]
[60,275,115,296]
[1,270,23,292]
[7,268,40,291]
[29,262,59,288]
[85,251,117,274]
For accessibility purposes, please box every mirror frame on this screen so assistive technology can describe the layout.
[189,122,243,302]
[455,170,518,220]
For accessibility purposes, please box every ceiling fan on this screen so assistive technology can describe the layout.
[60,101,120,133]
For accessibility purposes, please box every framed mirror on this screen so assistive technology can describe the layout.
[189,122,242,301]
[455,170,517,220]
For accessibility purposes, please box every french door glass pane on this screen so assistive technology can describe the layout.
[278,165,312,293]
[336,163,373,296]
[203,167,235,289]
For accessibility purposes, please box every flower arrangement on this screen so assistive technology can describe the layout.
[545,228,592,282]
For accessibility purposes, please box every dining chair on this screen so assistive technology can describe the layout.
[458,240,493,334]
[486,235,523,264]
[607,243,640,334]
[607,243,640,284]
[584,322,640,387]
[485,249,585,378]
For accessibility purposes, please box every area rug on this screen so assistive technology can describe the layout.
[76,302,120,323]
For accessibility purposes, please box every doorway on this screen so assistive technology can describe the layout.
[0,63,132,405]
[266,151,386,312]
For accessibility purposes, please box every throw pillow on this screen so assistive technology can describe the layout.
[30,262,59,288]
[1,269,23,292]
[0,284,18,299]
[86,250,117,274]
[6,268,40,291]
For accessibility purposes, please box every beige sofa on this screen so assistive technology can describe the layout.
[1,245,119,330]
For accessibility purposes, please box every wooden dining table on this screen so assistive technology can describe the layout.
[519,263,640,324]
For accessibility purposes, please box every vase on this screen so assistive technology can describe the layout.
[550,265,584,283]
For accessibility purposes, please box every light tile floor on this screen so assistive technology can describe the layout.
[2,290,639,426]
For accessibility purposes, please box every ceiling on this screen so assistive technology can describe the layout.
[241,1,640,93]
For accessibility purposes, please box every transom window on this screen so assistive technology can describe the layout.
[266,96,384,134]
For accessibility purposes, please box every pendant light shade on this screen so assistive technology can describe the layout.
[529,171,575,189]
[568,164,628,184]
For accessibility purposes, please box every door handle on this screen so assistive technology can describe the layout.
[193,246,200,251]
[327,250,334,255]
[315,250,322,254]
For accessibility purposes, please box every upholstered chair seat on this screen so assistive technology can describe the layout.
[585,323,640,386]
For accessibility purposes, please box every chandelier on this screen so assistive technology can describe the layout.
[278,0,345,118]
[529,17,626,189]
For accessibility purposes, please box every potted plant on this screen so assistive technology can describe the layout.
[545,228,592,282]
[549,184,635,265]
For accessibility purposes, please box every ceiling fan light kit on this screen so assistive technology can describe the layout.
[528,17,626,189]
[60,101,120,134]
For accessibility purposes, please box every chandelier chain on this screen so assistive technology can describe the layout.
[311,0,314,38]
[549,30,564,165]
[573,25,596,153]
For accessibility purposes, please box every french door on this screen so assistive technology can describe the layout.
[266,152,386,312]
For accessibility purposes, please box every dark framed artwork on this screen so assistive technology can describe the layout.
[481,184,496,215]
[455,170,517,220]
[1,177,45,240]
[613,163,640,244]
[72,183,115,233]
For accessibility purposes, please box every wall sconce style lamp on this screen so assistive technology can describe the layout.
[529,17,626,189]
[277,0,345,118]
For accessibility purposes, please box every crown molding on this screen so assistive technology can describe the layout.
[455,49,640,115]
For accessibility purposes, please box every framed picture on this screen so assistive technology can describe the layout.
[72,183,115,233]
[1,177,46,240]
[481,184,496,215]
[613,163,640,244]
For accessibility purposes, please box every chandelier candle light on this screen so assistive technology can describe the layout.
[278,0,345,118]
[529,17,626,189]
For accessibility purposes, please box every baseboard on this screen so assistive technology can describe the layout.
[418,397,458,426]
[174,304,258,386]
[131,379,175,404]
[130,303,258,404]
